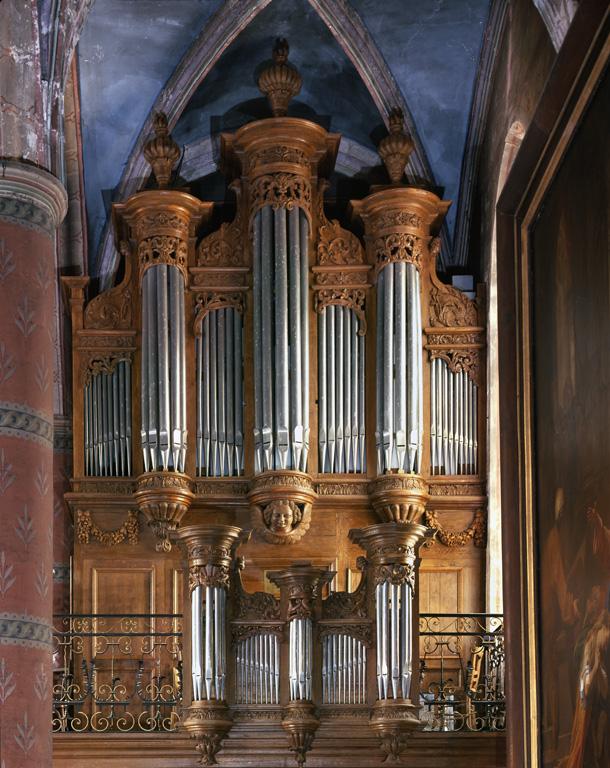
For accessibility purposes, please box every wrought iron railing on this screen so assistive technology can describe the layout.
[52,612,504,734]
[419,613,505,732]
[52,614,182,733]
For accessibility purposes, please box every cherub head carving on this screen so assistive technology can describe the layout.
[253,499,311,544]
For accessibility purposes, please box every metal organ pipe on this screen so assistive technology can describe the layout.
[191,583,227,702]
[140,264,187,473]
[375,578,414,701]
[84,360,132,477]
[318,305,366,473]
[375,262,423,474]
[430,357,478,475]
[196,307,244,477]
[252,205,310,473]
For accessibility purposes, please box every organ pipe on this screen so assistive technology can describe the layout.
[252,205,310,474]
[141,264,187,473]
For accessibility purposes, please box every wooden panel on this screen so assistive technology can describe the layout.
[92,566,155,615]
[419,568,461,614]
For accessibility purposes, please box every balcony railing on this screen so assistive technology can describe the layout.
[52,614,182,733]
[52,612,504,734]
[419,613,505,732]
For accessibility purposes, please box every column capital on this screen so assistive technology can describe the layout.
[0,160,67,234]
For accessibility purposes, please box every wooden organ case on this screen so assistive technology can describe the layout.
[62,42,487,767]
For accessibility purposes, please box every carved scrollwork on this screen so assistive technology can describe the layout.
[425,509,487,548]
[317,217,364,266]
[84,284,133,330]
[76,509,139,546]
[80,353,133,387]
[374,210,423,231]
[193,291,245,336]
[134,211,189,238]
[318,623,372,647]
[323,558,368,619]
[429,349,480,384]
[429,282,478,328]
[428,482,484,497]
[374,563,415,589]
[314,288,367,334]
[231,623,284,643]
[250,173,311,219]
[314,270,368,286]
[138,235,188,278]
[234,585,281,622]
[247,145,309,172]
[372,232,423,273]
[252,499,312,545]
[196,211,244,267]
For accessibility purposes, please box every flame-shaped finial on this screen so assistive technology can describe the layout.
[378,108,414,185]
[143,112,180,188]
[257,39,302,117]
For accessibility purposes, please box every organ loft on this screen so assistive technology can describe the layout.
[59,40,497,768]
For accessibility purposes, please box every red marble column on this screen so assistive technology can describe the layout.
[0,163,67,768]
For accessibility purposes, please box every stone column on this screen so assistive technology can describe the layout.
[0,162,67,768]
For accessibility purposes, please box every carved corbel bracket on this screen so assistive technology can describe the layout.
[370,698,419,764]
[369,472,429,525]
[282,701,319,768]
[182,700,233,767]
[134,471,194,552]
[249,471,316,544]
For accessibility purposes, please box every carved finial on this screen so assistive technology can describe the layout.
[258,39,302,117]
[378,107,414,184]
[143,112,180,188]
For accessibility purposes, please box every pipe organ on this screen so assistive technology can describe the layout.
[63,40,487,768]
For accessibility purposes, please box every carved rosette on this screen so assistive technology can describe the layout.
[249,470,316,544]
[134,472,194,551]
[369,472,429,525]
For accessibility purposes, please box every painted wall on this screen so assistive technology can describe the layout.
[531,68,609,767]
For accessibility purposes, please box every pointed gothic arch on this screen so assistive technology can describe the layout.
[95,0,439,282]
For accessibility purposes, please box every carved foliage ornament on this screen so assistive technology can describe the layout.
[314,288,367,334]
[134,211,189,239]
[372,232,423,273]
[80,353,133,387]
[76,509,139,546]
[84,284,133,331]
[425,509,487,548]
[252,499,312,545]
[138,236,187,277]
[249,174,311,220]
[188,563,230,592]
[429,283,478,328]
[193,291,245,337]
[430,349,480,384]
[373,562,415,590]
[317,218,364,266]
[196,210,244,267]
[247,146,309,173]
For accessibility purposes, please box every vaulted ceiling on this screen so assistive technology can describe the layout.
[76,0,492,278]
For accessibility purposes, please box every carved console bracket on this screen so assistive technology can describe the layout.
[134,472,194,551]
[249,471,316,544]
[369,472,429,524]
[182,701,233,767]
